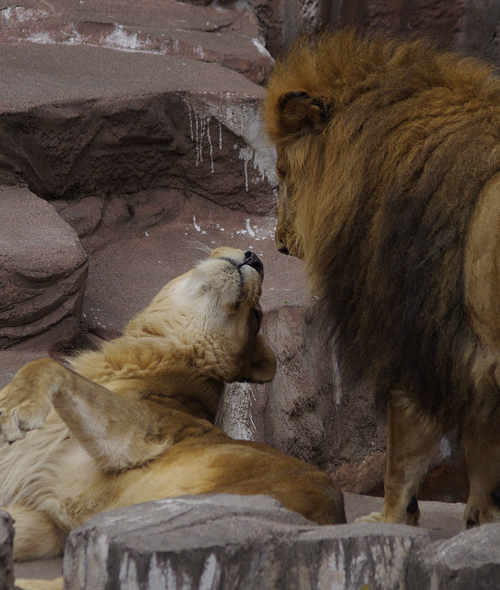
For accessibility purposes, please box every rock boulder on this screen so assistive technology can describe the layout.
[0,187,87,351]
[0,511,14,590]
[63,495,430,590]
[407,524,500,590]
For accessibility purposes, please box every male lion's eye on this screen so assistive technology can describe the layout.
[276,167,286,180]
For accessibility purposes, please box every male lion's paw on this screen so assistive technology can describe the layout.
[0,384,52,443]
[355,500,420,526]
[355,511,384,523]
[464,498,500,529]
[15,578,63,590]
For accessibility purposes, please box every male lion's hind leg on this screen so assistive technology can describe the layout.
[463,437,500,528]
[6,505,66,561]
[356,396,441,526]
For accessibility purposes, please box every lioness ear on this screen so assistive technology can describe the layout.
[277,91,330,135]
[244,333,277,383]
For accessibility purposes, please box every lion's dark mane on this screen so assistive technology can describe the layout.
[265,31,500,424]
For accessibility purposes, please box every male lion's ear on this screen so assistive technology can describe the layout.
[244,333,277,383]
[277,91,330,135]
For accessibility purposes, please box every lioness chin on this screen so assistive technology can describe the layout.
[0,247,345,562]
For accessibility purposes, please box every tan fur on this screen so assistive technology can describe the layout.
[0,247,345,562]
[263,29,500,528]
[16,579,63,590]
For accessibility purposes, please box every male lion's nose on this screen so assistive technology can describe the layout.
[242,251,264,277]
[276,237,290,255]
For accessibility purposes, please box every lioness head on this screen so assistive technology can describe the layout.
[127,247,276,384]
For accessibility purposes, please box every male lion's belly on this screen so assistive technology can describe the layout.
[465,172,500,348]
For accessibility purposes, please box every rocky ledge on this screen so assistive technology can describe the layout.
[5,495,500,590]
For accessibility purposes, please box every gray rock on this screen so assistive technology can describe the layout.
[0,44,276,216]
[0,0,273,85]
[0,187,88,350]
[63,494,430,590]
[407,524,500,590]
[0,511,14,590]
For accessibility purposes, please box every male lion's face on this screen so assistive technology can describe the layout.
[149,247,276,384]
[267,92,329,262]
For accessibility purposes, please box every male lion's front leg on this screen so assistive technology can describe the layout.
[463,437,500,528]
[0,358,169,470]
[356,396,441,525]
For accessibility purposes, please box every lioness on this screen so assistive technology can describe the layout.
[0,247,345,561]
[263,29,500,528]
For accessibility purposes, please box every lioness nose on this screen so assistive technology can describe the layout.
[243,251,264,277]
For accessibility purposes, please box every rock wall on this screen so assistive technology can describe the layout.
[0,187,87,351]
[229,0,500,59]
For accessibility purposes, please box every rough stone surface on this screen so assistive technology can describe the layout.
[321,0,500,58]
[0,187,88,351]
[236,0,500,60]
[407,523,500,590]
[12,492,467,583]
[63,495,430,590]
[0,44,276,210]
[0,511,14,590]
[0,0,273,84]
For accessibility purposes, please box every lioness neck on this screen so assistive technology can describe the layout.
[67,336,225,423]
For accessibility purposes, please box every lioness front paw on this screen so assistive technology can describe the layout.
[0,391,51,443]
[0,360,55,443]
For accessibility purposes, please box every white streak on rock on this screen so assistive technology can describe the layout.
[251,37,273,60]
[245,219,255,237]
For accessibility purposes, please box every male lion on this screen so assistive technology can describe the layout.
[0,247,345,562]
[263,29,500,528]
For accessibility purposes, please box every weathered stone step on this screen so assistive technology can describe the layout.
[63,495,430,590]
